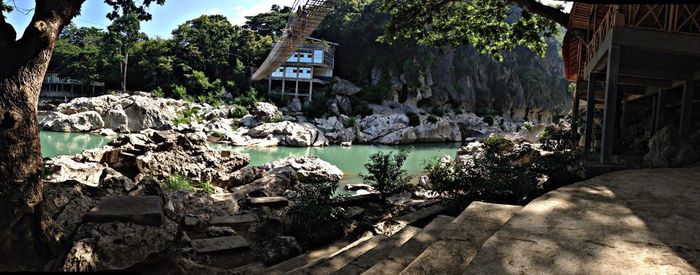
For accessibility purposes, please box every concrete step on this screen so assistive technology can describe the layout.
[400,202,523,275]
[393,203,448,225]
[335,226,421,275]
[289,235,389,275]
[264,236,364,274]
[361,215,455,275]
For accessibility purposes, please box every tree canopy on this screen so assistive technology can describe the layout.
[379,0,566,61]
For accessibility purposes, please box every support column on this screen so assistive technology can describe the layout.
[295,78,299,98]
[572,89,580,135]
[654,88,666,133]
[680,78,695,137]
[281,67,286,98]
[309,67,314,102]
[619,97,629,148]
[601,45,621,164]
[268,76,272,94]
[584,75,596,153]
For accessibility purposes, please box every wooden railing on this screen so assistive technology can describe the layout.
[577,4,700,79]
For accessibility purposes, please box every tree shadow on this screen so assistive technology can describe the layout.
[464,166,700,274]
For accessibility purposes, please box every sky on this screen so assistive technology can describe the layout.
[6,0,295,38]
[6,0,570,39]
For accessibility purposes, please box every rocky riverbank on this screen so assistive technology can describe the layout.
[39,130,444,272]
[39,93,532,147]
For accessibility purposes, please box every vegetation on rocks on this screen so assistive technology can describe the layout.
[361,150,412,201]
[284,181,348,245]
[165,175,194,192]
[407,112,421,126]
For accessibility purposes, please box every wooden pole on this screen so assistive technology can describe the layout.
[654,88,666,133]
[572,88,580,137]
[680,78,695,137]
[282,66,286,98]
[309,66,314,102]
[601,45,622,164]
[584,75,596,153]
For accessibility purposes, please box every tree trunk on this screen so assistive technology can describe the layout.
[0,0,85,263]
[122,50,129,92]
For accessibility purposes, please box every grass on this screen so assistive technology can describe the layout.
[200,181,215,194]
[164,175,194,192]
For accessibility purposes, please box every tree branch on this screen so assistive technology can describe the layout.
[511,0,570,27]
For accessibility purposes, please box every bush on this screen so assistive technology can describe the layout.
[347,117,356,128]
[174,106,201,126]
[199,181,215,194]
[211,131,225,138]
[431,106,444,117]
[164,175,194,192]
[152,87,165,98]
[360,150,412,201]
[522,121,535,131]
[284,181,347,245]
[427,115,438,124]
[483,115,495,126]
[406,112,420,126]
[172,85,189,101]
[229,104,249,119]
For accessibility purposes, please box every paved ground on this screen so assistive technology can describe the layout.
[465,164,700,274]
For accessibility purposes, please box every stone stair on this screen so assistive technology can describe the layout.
[263,202,524,275]
[400,202,522,274]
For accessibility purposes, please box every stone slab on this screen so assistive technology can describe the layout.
[209,214,258,225]
[464,166,700,274]
[336,226,420,275]
[401,202,522,274]
[393,203,448,225]
[362,215,454,275]
[249,196,289,207]
[266,237,359,274]
[191,236,250,253]
[294,235,388,275]
[83,196,163,226]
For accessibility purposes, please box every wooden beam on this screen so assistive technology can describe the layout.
[680,78,695,136]
[572,89,580,136]
[601,45,621,164]
[617,76,674,88]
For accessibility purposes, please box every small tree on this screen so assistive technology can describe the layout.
[361,150,412,202]
[284,181,347,246]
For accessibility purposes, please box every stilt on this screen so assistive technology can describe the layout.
[619,97,629,146]
[654,88,666,133]
[268,76,272,94]
[281,66,286,98]
[584,75,596,153]
[295,79,299,98]
[680,78,695,137]
[601,45,622,164]
[309,67,314,102]
[650,93,657,134]
[572,89,580,135]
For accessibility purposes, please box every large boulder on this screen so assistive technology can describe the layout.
[327,95,352,115]
[356,114,410,144]
[287,97,302,113]
[61,219,178,272]
[121,96,177,132]
[255,102,283,122]
[331,77,362,96]
[103,106,130,132]
[644,125,699,168]
[247,121,328,147]
[413,117,462,143]
[57,94,123,115]
[261,156,343,182]
[41,111,105,132]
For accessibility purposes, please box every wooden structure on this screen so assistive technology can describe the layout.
[265,38,336,101]
[251,0,335,81]
[40,72,106,99]
[564,4,700,164]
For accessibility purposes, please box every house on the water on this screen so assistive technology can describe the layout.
[41,72,106,99]
[564,4,700,164]
[264,37,336,101]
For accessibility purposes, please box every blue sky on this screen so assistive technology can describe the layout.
[6,0,295,38]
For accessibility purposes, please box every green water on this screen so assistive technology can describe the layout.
[39,127,460,185]
[211,143,461,185]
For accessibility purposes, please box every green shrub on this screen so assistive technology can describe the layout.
[229,104,249,118]
[164,175,194,192]
[360,150,412,201]
[483,115,495,126]
[284,181,347,245]
[199,181,215,194]
[174,106,200,126]
[522,121,534,131]
[152,87,165,98]
[431,106,444,117]
[211,131,225,138]
[358,82,392,104]
[483,134,515,154]
[407,112,420,126]
[347,117,356,128]
[427,115,438,124]
[172,85,189,101]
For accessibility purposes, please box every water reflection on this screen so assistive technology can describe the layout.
[40,131,113,158]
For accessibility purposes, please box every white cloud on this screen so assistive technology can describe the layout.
[229,0,295,26]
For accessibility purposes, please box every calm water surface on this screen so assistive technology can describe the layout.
[39,127,459,186]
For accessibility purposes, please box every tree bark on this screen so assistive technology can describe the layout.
[0,0,84,263]
[511,0,570,27]
[122,50,129,92]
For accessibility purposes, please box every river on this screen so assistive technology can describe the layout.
[40,130,460,186]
